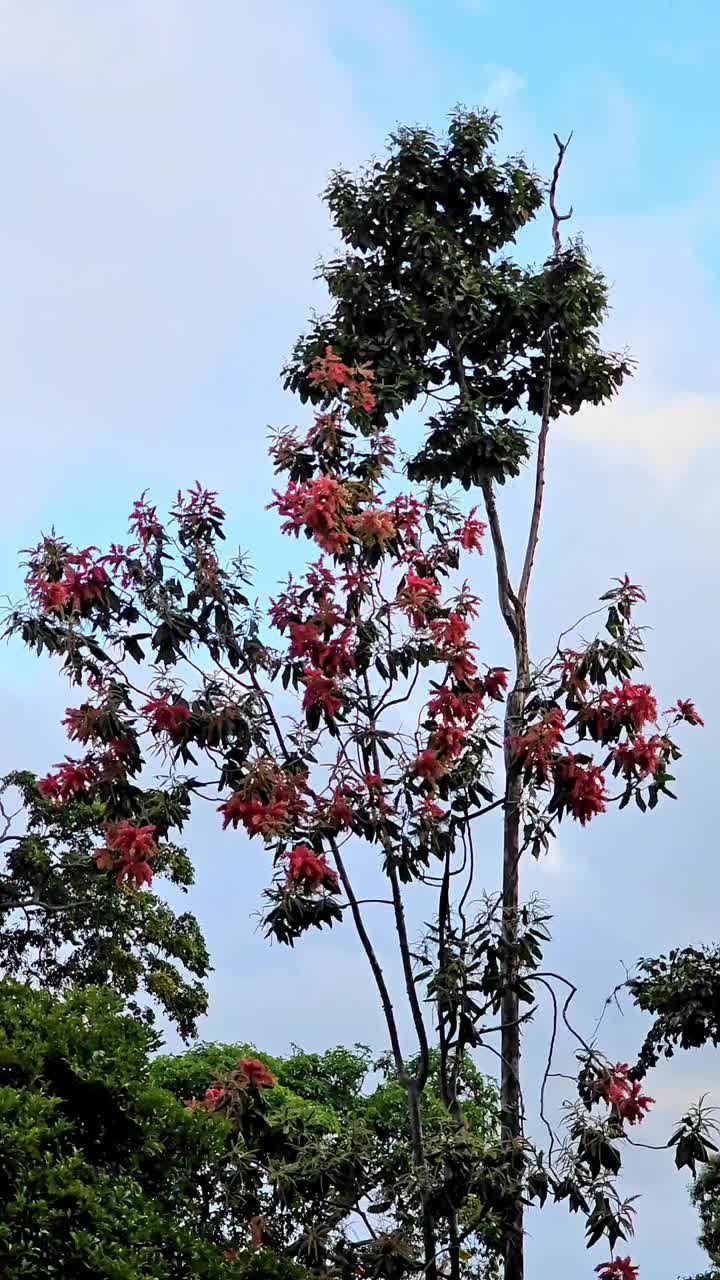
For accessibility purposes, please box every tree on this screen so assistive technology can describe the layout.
[684,1157,720,1280]
[0,769,209,1038]
[0,977,500,1279]
[2,109,711,1279]
[0,979,243,1279]
[157,1040,502,1277]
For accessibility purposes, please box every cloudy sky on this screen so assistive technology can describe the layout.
[1,1,719,1275]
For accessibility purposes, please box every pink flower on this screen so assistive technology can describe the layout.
[239,1057,277,1088]
[674,698,704,727]
[286,844,338,893]
[456,507,486,552]
[595,1258,639,1280]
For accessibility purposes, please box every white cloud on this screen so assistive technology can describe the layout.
[0,0,385,522]
[482,63,526,103]
[564,391,720,474]
[557,201,720,474]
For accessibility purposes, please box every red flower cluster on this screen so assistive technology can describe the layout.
[348,507,397,550]
[552,756,607,825]
[308,345,376,413]
[271,474,352,555]
[513,710,565,783]
[94,821,159,888]
[28,546,109,615]
[219,775,306,837]
[142,695,191,740]
[38,758,97,802]
[588,681,658,739]
[63,704,106,744]
[428,612,478,681]
[674,698,704,727]
[396,570,441,626]
[612,735,665,780]
[239,1056,277,1088]
[286,844,338,893]
[455,506,486,552]
[595,1259,638,1280]
[129,495,164,548]
[597,1063,654,1126]
[302,667,343,719]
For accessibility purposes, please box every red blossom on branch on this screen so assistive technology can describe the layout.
[238,1057,277,1088]
[455,506,486,552]
[286,845,338,894]
[94,821,159,889]
[612,734,665,780]
[597,1063,654,1126]
[302,667,342,719]
[142,695,192,740]
[552,755,607,825]
[673,698,704,727]
[595,1257,639,1280]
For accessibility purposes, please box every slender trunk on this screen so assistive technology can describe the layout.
[501,668,527,1280]
[407,1079,439,1280]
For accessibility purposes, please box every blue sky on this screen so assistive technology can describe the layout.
[1,2,719,1275]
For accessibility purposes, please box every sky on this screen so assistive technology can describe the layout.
[1,0,719,1275]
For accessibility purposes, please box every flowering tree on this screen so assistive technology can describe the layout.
[2,110,714,1279]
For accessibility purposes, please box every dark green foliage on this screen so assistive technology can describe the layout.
[284,110,631,490]
[0,771,209,1038]
[0,981,501,1280]
[0,981,241,1279]
[630,945,720,1077]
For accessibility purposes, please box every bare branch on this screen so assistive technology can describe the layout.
[549,131,574,256]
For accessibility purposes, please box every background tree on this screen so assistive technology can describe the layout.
[0,769,208,1038]
[2,109,712,1280]
[0,977,500,1279]
[684,1157,720,1280]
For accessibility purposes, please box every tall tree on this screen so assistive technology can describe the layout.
[3,110,712,1279]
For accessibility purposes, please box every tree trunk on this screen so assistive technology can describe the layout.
[501,681,526,1280]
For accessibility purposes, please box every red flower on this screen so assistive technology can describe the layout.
[142,696,191,740]
[419,796,445,821]
[239,1057,277,1088]
[607,681,658,733]
[348,507,397,549]
[63,705,105,744]
[204,1086,225,1106]
[513,709,565,782]
[456,507,486,552]
[552,756,607,825]
[287,620,323,661]
[413,749,446,782]
[597,1064,653,1126]
[38,758,97,802]
[612,734,665,780]
[396,570,441,625]
[430,723,465,761]
[326,787,353,831]
[316,628,356,677]
[302,667,342,719]
[674,698,704,727]
[427,686,483,724]
[219,792,288,836]
[595,1258,639,1280]
[95,821,159,889]
[429,612,471,653]
[35,578,71,612]
[286,844,338,893]
[482,668,509,702]
[129,495,164,547]
[271,475,351,555]
[308,345,352,392]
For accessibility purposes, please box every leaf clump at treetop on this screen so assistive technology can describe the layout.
[284,109,631,491]
[1,109,715,1280]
